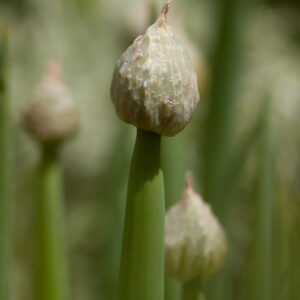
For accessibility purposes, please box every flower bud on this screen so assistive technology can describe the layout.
[110,1,199,136]
[24,61,79,145]
[165,172,227,282]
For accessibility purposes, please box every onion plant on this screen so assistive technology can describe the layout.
[23,61,79,300]
[165,173,227,300]
[110,2,200,299]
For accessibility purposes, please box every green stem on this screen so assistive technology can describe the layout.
[97,123,132,300]
[35,146,68,300]
[272,191,290,300]
[117,129,165,300]
[0,25,11,300]
[162,132,188,300]
[204,0,247,221]
[251,98,273,300]
[203,0,249,299]
[162,132,188,210]
[165,276,181,300]
[181,277,205,300]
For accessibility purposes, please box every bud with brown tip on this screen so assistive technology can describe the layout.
[24,61,79,145]
[165,172,227,282]
[110,1,199,136]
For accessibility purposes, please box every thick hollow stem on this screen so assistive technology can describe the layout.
[117,129,165,300]
[35,146,68,300]
[181,276,205,300]
[0,25,11,300]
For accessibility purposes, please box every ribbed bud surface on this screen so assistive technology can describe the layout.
[110,3,199,136]
[165,173,227,282]
[25,62,79,144]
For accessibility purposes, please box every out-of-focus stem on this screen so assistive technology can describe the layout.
[0,25,12,300]
[251,98,273,300]
[165,276,181,300]
[273,191,290,300]
[162,132,188,300]
[181,276,205,300]
[203,0,248,299]
[117,129,165,300]
[97,123,132,300]
[162,132,188,210]
[204,0,247,220]
[35,146,68,300]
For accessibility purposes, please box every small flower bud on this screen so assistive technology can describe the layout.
[110,1,199,136]
[165,172,227,282]
[24,61,79,145]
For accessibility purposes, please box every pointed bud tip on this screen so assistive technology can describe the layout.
[45,60,62,81]
[161,0,172,17]
[185,171,194,190]
[158,0,172,26]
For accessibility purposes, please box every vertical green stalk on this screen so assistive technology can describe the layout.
[290,213,300,300]
[97,123,132,300]
[203,0,248,299]
[35,146,68,300]
[164,277,180,300]
[250,98,274,300]
[117,129,165,300]
[204,0,247,220]
[272,192,290,300]
[0,25,11,300]
[162,132,188,300]
[181,277,205,300]
[162,132,188,210]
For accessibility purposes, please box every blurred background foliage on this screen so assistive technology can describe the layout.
[0,0,299,299]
